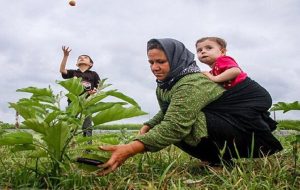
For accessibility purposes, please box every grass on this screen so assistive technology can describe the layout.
[0,130,299,189]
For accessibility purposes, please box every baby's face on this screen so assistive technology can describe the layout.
[76,55,92,68]
[196,40,225,66]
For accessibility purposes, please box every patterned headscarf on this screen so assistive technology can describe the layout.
[147,38,201,90]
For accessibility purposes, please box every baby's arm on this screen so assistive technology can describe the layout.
[202,67,241,83]
[60,46,71,74]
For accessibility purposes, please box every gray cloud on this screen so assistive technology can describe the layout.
[1,0,299,123]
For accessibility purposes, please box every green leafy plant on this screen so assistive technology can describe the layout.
[0,77,146,177]
[271,101,300,177]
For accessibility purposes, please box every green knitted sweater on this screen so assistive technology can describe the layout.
[135,73,225,152]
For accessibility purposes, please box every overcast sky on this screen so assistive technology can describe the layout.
[0,0,299,124]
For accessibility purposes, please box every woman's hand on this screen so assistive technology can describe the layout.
[138,125,151,135]
[62,46,72,57]
[97,141,145,176]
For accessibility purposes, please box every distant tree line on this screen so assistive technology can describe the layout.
[0,121,15,129]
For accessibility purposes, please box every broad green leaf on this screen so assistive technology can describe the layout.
[17,86,53,97]
[65,117,81,128]
[66,99,81,116]
[32,95,56,104]
[84,92,109,107]
[65,93,78,103]
[43,122,70,161]
[44,111,62,124]
[38,103,60,112]
[54,114,81,129]
[93,104,147,125]
[0,132,33,145]
[106,90,141,108]
[11,144,36,152]
[271,101,300,113]
[85,102,127,115]
[22,119,47,135]
[9,103,39,119]
[9,99,57,120]
[277,120,300,131]
[15,98,44,108]
[57,78,84,96]
[13,98,58,113]
[24,104,47,116]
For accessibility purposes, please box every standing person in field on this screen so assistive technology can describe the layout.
[195,37,247,89]
[97,38,282,175]
[59,46,100,141]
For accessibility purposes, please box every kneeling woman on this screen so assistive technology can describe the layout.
[98,38,283,175]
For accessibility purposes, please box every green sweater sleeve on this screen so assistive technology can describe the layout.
[135,73,224,152]
[143,110,164,128]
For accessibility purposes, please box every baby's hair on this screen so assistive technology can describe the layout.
[195,37,227,50]
[147,39,164,52]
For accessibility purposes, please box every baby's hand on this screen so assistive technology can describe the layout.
[201,71,210,77]
[201,71,215,80]
[62,46,72,56]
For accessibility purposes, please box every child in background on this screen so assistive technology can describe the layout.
[59,46,100,141]
[195,37,247,89]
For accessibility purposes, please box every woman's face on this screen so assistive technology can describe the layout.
[147,49,170,81]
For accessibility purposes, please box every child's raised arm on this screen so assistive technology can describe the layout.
[60,46,72,74]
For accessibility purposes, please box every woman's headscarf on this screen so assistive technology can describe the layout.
[147,38,201,90]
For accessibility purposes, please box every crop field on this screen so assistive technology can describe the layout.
[0,79,299,189]
[0,127,299,190]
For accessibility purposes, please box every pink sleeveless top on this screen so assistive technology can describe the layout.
[210,56,247,89]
